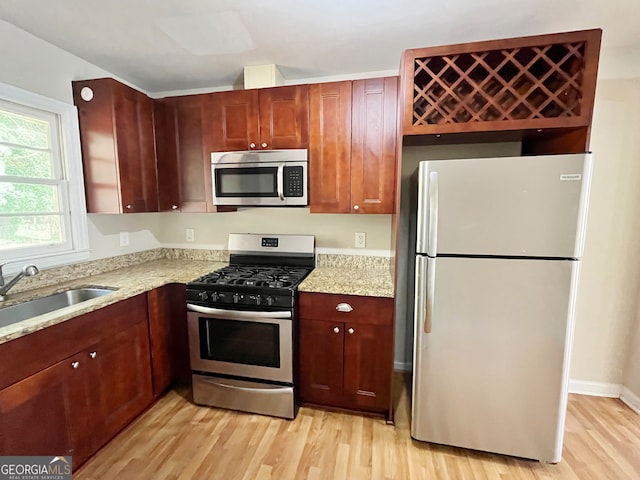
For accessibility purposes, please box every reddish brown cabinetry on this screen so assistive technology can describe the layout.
[298,292,394,414]
[0,295,153,467]
[400,29,602,153]
[208,85,309,151]
[72,78,159,213]
[309,77,398,214]
[147,284,188,396]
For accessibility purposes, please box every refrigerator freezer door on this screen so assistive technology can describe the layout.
[411,256,579,462]
[415,154,592,258]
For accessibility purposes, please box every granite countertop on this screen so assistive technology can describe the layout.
[0,251,395,345]
[0,259,227,345]
[299,266,394,298]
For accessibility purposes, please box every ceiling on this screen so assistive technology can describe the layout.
[0,0,637,94]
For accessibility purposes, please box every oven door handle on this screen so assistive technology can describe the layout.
[277,163,285,201]
[187,303,292,320]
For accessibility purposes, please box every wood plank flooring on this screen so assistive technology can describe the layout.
[76,374,640,479]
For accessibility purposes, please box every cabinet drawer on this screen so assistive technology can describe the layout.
[298,292,393,326]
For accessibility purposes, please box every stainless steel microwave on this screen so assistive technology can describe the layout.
[211,149,308,207]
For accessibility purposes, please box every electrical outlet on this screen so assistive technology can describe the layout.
[119,232,130,247]
[186,228,195,242]
[355,232,366,248]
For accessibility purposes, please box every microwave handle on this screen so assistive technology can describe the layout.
[277,164,285,201]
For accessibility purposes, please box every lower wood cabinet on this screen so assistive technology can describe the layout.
[0,294,153,467]
[298,292,394,414]
[147,284,188,396]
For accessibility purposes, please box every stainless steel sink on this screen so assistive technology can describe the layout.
[0,287,118,328]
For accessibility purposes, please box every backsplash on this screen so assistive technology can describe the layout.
[316,253,391,269]
[6,249,385,296]
[8,248,228,295]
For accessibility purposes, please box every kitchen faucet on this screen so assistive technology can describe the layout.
[0,263,39,301]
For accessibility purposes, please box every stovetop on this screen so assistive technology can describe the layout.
[190,265,312,289]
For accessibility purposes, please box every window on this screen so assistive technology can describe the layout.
[0,82,88,273]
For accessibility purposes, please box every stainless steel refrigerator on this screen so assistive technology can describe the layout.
[410,153,592,463]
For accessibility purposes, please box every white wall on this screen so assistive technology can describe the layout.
[571,79,640,386]
[156,210,392,252]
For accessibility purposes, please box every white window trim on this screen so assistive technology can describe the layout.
[0,81,89,275]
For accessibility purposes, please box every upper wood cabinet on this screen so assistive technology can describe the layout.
[154,94,229,213]
[401,29,602,151]
[153,99,181,212]
[309,81,352,213]
[72,78,158,213]
[209,85,309,151]
[309,77,398,214]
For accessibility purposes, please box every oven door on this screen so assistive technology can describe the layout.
[187,305,293,384]
[211,161,307,207]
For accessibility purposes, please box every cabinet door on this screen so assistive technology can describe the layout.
[343,324,393,412]
[174,95,214,212]
[0,354,93,464]
[259,85,309,149]
[147,284,188,396]
[309,81,352,213]
[350,77,398,214]
[209,90,260,151]
[87,320,153,447]
[137,94,159,212]
[153,99,181,211]
[298,319,344,406]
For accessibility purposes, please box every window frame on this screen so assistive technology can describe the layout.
[0,82,89,275]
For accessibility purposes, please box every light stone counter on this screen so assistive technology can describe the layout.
[299,266,394,298]
[299,254,394,297]
[0,258,227,345]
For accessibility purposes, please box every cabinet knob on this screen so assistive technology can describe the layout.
[261,142,267,148]
[171,205,178,210]
[90,351,97,359]
[250,143,256,149]
[72,361,80,369]
[336,303,353,313]
[348,328,355,334]
[125,204,132,209]
[333,326,340,334]
[353,205,359,211]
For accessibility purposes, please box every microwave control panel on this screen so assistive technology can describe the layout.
[283,166,304,197]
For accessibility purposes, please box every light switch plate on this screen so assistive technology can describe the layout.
[355,232,366,248]
[119,232,130,247]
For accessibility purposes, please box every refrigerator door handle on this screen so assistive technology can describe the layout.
[415,256,436,334]
[428,172,439,257]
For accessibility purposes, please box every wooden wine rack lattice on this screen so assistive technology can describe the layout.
[411,41,586,127]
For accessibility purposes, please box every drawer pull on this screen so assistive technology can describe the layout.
[90,351,97,359]
[348,328,355,334]
[336,303,353,313]
[72,361,79,369]
[333,327,340,334]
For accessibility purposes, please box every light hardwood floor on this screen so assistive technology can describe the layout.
[76,374,640,479]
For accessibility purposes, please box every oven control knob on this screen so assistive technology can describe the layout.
[264,296,275,306]
[210,292,219,302]
[198,291,208,301]
[248,295,261,305]
[233,293,241,304]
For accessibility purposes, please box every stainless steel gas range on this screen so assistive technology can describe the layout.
[186,233,315,419]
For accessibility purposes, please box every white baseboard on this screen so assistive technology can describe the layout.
[621,387,640,414]
[394,361,412,372]
[568,379,622,397]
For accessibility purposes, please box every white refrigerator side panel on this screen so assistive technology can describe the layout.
[417,153,592,258]
[411,256,578,462]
